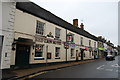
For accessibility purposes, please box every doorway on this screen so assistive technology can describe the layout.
[76,50,79,61]
[15,44,30,67]
[81,49,84,60]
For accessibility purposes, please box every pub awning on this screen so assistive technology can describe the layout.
[14,38,35,45]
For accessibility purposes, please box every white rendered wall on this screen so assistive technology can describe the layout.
[1,2,16,69]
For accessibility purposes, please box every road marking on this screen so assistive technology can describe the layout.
[116,70,118,72]
[116,70,120,72]
[28,68,60,79]
[97,65,105,70]
[105,69,113,71]
[28,71,48,78]
[111,64,120,68]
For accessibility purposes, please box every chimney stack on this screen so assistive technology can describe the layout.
[73,19,78,27]
[80,23,84,29]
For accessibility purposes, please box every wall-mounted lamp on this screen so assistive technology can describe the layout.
[12,43,16,51]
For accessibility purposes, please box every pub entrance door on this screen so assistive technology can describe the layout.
[15,44,30,67]
[81,49,84,60]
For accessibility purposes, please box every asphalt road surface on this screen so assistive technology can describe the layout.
[33,56,120,79]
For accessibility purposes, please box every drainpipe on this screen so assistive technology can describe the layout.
[46,45,48,65]
[66,29,68,62]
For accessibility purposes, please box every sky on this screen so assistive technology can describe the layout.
[30,0,119,46]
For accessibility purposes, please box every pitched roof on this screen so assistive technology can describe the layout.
[16,2,98,41]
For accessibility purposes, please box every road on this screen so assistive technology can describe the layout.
[32,56,120,79]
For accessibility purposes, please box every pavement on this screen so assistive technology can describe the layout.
[2,59,96,80]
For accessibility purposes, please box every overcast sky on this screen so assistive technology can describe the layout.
[30,0,119,46]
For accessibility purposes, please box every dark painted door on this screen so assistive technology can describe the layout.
[76,50,79,61]
[81,50,84,60]
[15,44,30,67]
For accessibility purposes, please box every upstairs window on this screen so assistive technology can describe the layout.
[80,37,83,45]
[36,21,45,35]
[55,28,61,39]
[89,40,91,47]
[94,42,96,48]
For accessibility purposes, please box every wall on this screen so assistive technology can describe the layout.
[12,9,67,65]
[11,8,97,66]
[1,2,16,69]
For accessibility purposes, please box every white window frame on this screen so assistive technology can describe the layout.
[80,37,83,45]
[71,48,74,57]
[55,27,61,39]
[94,42,96,48]
[55,47,60,58]
[89,40,91,47]
[36,20,45,36]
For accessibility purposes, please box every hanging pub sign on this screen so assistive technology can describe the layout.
[67,33,73,42]
[64,42,69,49]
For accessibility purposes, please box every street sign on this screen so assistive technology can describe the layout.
[64,42,69,49]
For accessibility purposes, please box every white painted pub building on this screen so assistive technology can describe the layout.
[0,2,98,69]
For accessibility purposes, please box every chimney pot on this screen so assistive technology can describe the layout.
[80,23,84,29]
[73,19,78,27]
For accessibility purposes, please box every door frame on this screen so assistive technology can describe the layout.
[15,44,30,67]
[76,50,79,61]
[81,49,84,60]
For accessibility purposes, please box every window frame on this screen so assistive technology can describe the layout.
[55,47,60,58]
[89,40,91,47]
[55,27,61,39]
[34,44,44,58]
[94,42,96,48]
[36,20,45,36]
[71,48,74,57]
[80,37,83,45]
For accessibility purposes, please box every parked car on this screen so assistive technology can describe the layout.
[106,54,115,61]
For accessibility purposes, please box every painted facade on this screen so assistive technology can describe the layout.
[10,9,98,68]
[0,2,16,69]
[1,2,99,69]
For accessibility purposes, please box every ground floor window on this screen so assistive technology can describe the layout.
[84,51,86,57]
[71,48,74,57]
[35,44,44,57]
[55,47,60,58]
